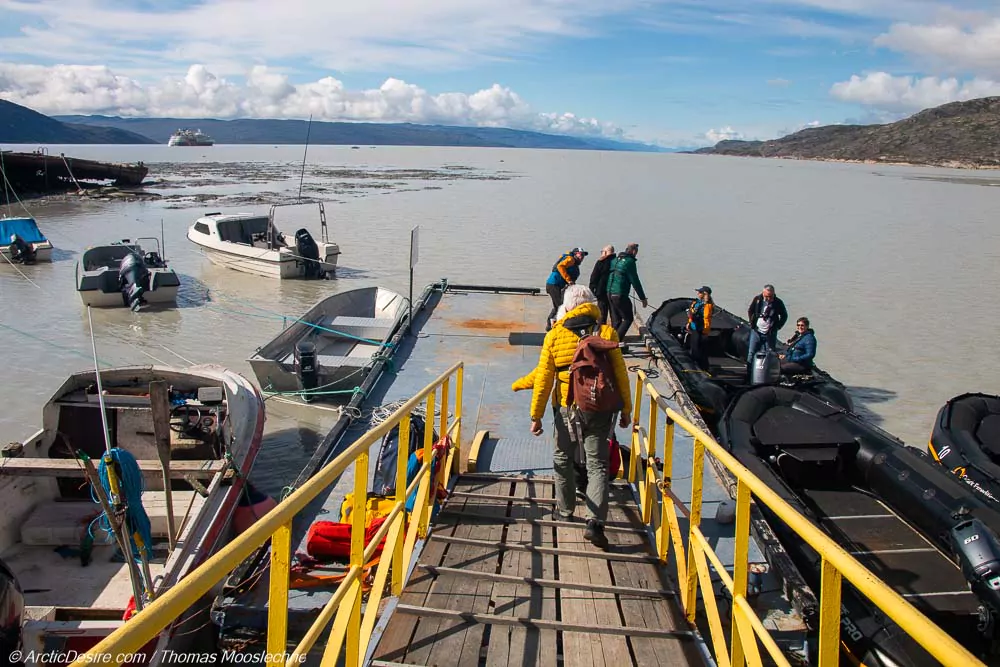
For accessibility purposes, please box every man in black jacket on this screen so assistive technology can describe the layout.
[746,284,788,365]
[588,245,615,324]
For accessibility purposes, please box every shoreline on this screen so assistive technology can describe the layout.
[692,152,1000,171]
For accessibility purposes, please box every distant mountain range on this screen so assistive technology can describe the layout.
[0,99,661,151]
[0,99,156,144]
[693,97,1000,168]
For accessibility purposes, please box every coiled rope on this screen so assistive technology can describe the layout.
[91,448,154,562]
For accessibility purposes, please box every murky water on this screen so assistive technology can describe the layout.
[2,145,1000,494]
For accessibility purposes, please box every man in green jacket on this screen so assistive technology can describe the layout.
[606,243,648,342]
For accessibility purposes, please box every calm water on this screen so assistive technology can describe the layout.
[2,144,1000,494]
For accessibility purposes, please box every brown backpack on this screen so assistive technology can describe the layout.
[566,326,625,413]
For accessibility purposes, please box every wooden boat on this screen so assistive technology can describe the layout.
[929,393,1000,505]
[719,385,1000,665]
[248,286,407,402]
[0,364,265,666]
[76,238,180,310]
[187,203,340,279]
[0,216,53,263]
[0,150,148,189]
[646,297,852,428]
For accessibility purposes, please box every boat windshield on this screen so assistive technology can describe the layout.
[216,216,271,245]
[82,244,140,271]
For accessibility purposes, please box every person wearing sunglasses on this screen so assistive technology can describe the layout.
[779,317,817,375]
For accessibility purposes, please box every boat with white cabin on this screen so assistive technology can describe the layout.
[76,238,180,310]
[0,364,266,666]
[187,203,339,279]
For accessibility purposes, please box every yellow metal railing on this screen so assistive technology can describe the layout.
[69,362,465,667]
[627,369,983,667]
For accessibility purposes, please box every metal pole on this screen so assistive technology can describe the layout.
[87,306,114,457]
[160,218,166,260]
[297,115,313,202]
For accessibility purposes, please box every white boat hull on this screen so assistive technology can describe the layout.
[78,284,179,308]
[191,231,339,279]
[0,241,53,262]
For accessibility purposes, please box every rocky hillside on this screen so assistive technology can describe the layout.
[696,97,1000,168]
[0,100,156,144]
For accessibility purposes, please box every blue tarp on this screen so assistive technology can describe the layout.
[0,217,46,244]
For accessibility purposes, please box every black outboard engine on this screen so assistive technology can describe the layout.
[952,519,1000,634]
[295,340,318,402]
[0,558,24,661]
[118,251,150,311]
[294,228,323,279]
[750,348,780,385]
[7,234,35,265]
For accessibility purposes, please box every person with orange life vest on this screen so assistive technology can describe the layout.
[528,284,632,548]
[686,286,714,370]
[545,247,588,330]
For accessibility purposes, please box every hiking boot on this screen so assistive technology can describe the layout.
[555,505,574,521]
[584,520,609,548]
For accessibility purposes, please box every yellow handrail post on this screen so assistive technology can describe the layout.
[419,391,436,539]
[392,414,411,596]
[266,521,292,667]
[685,436,706,623]
[730,479,752,667]
[439,378,450,452]
[453,364,464,473]
[656,415,674,562]
[643,399,658,524]
[818,558,843,667]
[629,374,643,482]
[345,451,369,666]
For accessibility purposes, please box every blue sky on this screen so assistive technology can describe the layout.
[1,0,999,146]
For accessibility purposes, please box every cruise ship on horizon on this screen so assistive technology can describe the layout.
[168,128,214,146]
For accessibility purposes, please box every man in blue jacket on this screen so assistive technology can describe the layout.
[779,317,817,375]
[545,247,588,330]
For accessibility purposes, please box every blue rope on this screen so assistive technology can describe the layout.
[92,448,153,562]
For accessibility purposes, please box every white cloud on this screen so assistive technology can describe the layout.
[874,19,1000,75]
[705,126,744,143]
[0,62,625,138]
[830,71,1000,111]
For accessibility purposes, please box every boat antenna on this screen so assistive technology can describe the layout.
[297,114,313,202]
[160,218,166,260]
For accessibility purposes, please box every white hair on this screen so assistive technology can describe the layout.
[556,305,567,320]
[562,284,597,312]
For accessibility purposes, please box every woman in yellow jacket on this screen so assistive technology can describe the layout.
[526,285,632,547]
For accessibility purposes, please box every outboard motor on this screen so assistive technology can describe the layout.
[118,251,150,311]
[295,340,318,402]
[0,558,24,661]
[952,519,1000,634]
[750,348,780,385]
[294,228,323,279]
[7,234,35,265]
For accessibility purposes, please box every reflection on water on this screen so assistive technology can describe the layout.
[2,145,1000,496]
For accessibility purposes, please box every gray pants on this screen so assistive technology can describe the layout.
[553,406,613,522]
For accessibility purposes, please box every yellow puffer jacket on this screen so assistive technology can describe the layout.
[529,302,633,421]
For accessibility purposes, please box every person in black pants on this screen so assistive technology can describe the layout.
[544,247,588,330]
[686,286,714,370]
[588,245,615,324]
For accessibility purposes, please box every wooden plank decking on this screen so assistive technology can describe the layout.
[371,475,703,667]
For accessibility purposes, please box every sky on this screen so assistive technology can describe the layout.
[2,0,1000,147]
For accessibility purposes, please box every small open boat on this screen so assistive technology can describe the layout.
[0,216,53,264]
[720,385,1000,665]
[0,364,265,666]
[76,238,180,310]
[646,297,851,427]
[248,286,407,402]
[187,203,340,279]
[930,393,1000,505]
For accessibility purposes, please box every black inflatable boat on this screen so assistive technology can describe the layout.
[646,297,852,427]
[930,393,1000,506]
[721,386,1000,665]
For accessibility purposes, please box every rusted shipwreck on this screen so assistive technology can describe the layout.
[0,149,148,193]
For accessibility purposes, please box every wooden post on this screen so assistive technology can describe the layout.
[149,381,176,550]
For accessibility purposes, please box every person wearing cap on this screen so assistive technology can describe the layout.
[588,245,615,324]
[545,247,588,330]
[686,286,714,370]
[606,243,648,343]
[746,283,788,367]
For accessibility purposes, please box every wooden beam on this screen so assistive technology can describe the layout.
[0,458,225,479]
[436,510,648,535]
[417,564,675,598]
[447,491,557,504]
[393,604,694,640]
[429,534,660,563]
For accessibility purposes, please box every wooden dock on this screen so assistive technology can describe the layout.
[370,474,703,667]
